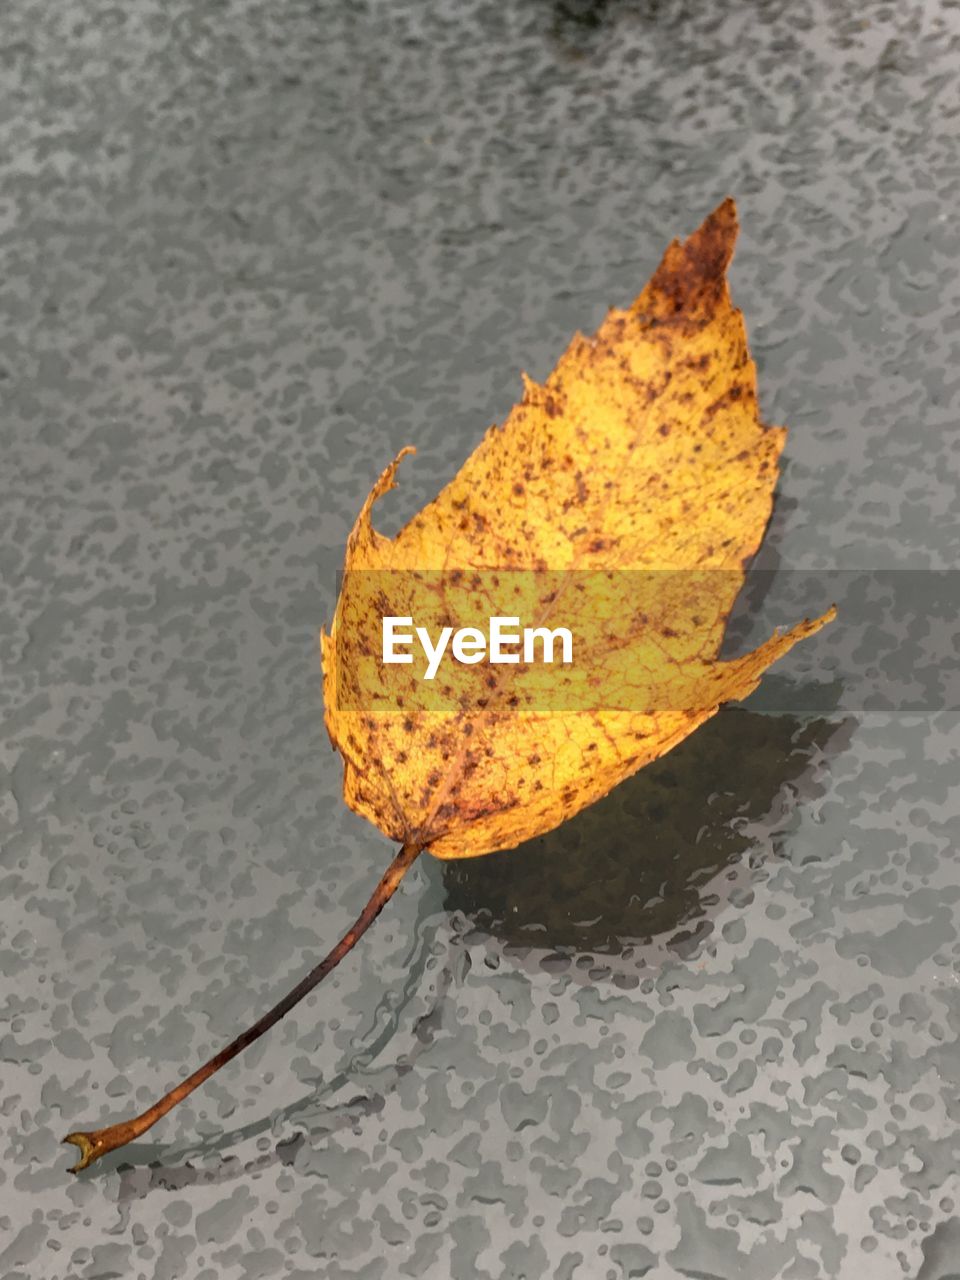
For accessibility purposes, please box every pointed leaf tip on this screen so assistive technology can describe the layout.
[638,198,741,323]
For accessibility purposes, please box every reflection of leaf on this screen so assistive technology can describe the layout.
[322,199,834,860]
[63,200,836,1173]
[440,707,848,954]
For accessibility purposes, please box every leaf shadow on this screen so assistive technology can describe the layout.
[438,699,851,960]
[102,696,849,1198]
[101,880,460,1199]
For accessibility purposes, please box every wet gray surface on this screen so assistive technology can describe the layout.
[2,0,959,1277]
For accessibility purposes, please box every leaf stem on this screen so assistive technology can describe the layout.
[62,841,425,1174]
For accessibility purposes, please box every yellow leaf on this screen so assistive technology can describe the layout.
[322,199,834,860]
[60,199,837,1174]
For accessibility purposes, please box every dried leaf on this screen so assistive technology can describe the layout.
[322,198,835,859]
[61,199,835,1173]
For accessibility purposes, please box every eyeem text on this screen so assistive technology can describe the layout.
[382,616,574,681]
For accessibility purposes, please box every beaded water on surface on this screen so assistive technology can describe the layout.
[2,2,959,1276]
